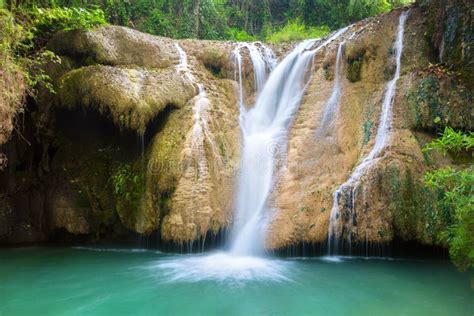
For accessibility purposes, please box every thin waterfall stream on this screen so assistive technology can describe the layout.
[317,41,345,136]
[327,11,410,256]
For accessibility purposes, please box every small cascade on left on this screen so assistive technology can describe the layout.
[163,43,224,253]
[175,43,220,171]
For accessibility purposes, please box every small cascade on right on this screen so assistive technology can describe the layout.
[327,10,410,256]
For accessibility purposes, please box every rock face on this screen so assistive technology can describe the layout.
[267,4,472,251]
[0,25,240,245]
[0,2,471,252]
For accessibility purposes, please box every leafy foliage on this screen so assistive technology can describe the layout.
[0,8,26,146]
[110,164,143,196]
[110,163,145,208]
[266,19,329,43]
[423,128,474,270]
[226,27,256,42]
[2,0,413,41]
[29,6,106,41]
[0,3,107,115]
[423,127,473,155]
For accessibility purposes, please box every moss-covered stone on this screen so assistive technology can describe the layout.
[345,44,366,82]
[197,46,233,79]
[48,25,179,69]
[422,0,473,88]
[407,70,472,131]
[386,166,439,244]
[57,65,197,133]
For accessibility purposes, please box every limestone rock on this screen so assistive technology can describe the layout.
[48,25,179,68]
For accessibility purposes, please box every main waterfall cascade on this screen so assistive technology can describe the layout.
[231,28,349,256]
[159,12,409,278]
[156,31,350,281]
[327,11,410,256]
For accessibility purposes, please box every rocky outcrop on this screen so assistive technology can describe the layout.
[47,26,179,69]
[0,25,240,245]
[0,2,471,252]
[58,65,196,133]
[267,4,472,251]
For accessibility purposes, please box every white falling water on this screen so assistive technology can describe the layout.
[327,11,409,255]
[231,28,348,256]
[175,43,220,172]
[317,41,345,135]
[232,42,276,110]
[158,31,347,282]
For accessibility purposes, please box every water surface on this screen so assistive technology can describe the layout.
[0,247,472,315]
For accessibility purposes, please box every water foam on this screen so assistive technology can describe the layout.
[154,252,292,283]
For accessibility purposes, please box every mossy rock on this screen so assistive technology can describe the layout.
[48,25,179,69]
[197,46,233,79]
[57,65,197,133]
[110,161,159,234]
[423,0,473,88]
[386,166,439,244]
[407,72,472,131]
[345,44,367,83]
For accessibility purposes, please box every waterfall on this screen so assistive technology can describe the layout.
[232,42,276,110]
[317,41,345,135]
[231,28,347,256]
[327,11,409,256]
[157,31,347,282]
[175,43,220,173]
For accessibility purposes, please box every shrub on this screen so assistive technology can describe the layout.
[0,9,27,147]
[226,27,256,42]
[423,128,474,270]
[266,19,329,43]
[110,163,145,207]
[28,6,107,46]
[423,127,473,154]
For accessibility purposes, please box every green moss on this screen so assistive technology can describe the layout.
[199,48,227,78]
[323,61,333,81]
[110,162,146,226]
[362,119,373,145]
[362,107,374,145]
[218,137,226,158]
[347,60,362,82]
[387,165,441,244]
[346,45,366,83]
[407,74,472,131]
